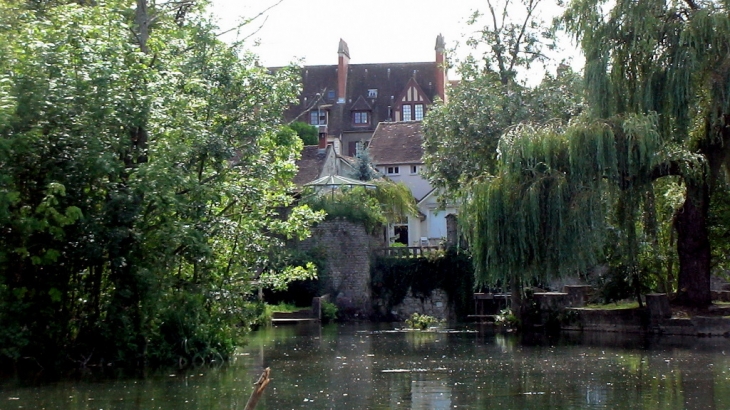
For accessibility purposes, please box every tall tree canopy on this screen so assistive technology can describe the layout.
[562,0,730,306]
[421,0,584,315]
[437,0,730,309]
[0,0,321,370]
[423,0,584,198]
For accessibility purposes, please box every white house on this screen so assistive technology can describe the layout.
[368,121,456,246]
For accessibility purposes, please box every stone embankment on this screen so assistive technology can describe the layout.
[530,287,730,336]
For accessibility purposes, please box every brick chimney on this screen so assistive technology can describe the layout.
[435,34,447,103]
[337,38,350,104]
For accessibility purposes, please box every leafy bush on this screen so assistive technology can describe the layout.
[302,181,418,233]
[405,313,442,330]
[321,300,338,323]
[270,302,302,313]
[495,308,519,328]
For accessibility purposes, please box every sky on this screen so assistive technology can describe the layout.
[209,0,583,74]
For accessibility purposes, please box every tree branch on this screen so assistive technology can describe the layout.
[650,160,684,181]
[215,0,284,38]
[508,0,540,75]
[683,0,700,10]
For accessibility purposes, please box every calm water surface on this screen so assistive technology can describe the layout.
[2,323,730,409]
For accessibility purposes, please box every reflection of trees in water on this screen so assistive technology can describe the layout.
[404,330,439,348]
[678,352,716,410]
[238,325,730,409]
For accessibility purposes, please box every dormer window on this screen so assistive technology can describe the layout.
[368,89,378,98]
[394,78,432,122]
[353,111,370,126]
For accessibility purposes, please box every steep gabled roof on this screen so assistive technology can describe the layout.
[350,95,372,111]
[394,77,432,106]
[368,121,424,165]
[274,62,439,136]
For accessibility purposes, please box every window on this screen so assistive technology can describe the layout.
[402,105,412,121]
[368,89,378,98]
[310,110,326,125]
[410,165,418,174]
[393,224,408,245]
[387,166,400,175]
[353,111,369,125]
[327,90,335,100]
[414,104,424,121]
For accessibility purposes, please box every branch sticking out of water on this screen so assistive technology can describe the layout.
[245,367,271,410]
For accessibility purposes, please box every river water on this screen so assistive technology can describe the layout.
[2,323,730,409]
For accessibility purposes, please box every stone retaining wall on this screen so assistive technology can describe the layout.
[299,219,380,318]
[389,289,451,321]
[548,292,730,336]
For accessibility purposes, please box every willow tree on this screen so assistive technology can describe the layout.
[465,0,730,309]
[422,0,584,313]
[465,114,673,311]
[562,0,730,306]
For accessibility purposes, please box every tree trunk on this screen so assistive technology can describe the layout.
[674,181,712,307]
[135,0,150,53]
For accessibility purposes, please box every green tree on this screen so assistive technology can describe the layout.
[561,0,730,306]
[0,0,321,370]
[289,121,319,146]
[423,0,582,199]
[349,148,379,181]
[421,0,583,314]
[455,0,730,311]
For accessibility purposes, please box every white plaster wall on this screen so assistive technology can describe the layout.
[417,192,457,246]
[379,165,432,201]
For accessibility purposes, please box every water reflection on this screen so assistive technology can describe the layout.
[241,324,730,409]
[1,324,730,409]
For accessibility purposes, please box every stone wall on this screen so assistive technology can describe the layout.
[300,219,380,318]
[389,289,451,321]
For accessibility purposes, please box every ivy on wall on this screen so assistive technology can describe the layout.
[371,249,474,320]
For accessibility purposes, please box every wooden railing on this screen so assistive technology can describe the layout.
[375,246,440,258]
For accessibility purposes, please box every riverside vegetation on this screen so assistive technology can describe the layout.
[0,0,323,373]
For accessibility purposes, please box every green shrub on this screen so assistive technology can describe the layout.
[321,300,338,323]
[269,302,302,312]
[495,308,519,328]
[405,313,442,330]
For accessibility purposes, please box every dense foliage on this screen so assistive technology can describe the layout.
[371,249,474,320]
[0,0,322,371]
[286,121,318,146]
[423,0,584,198]
[422,0,584,314]
[302,181,417,233]
[425,0,730,309]
[562,0,730,306]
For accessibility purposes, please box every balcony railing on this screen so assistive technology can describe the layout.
[375,246,440,258]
